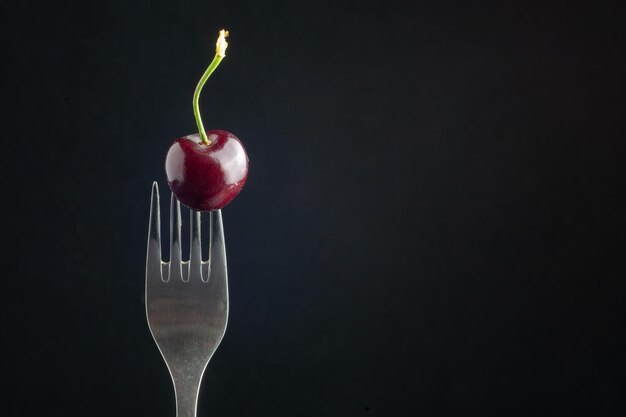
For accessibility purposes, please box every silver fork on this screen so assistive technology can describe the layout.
[145,182,229,417]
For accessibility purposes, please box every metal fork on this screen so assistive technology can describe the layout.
[145,182,229,417]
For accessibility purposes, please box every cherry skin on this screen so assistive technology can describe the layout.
[165,130,248,211]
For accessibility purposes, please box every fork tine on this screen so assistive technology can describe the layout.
[169,193,183,281]
[208,210,227,280]
[189,210,203,281]
[205,209,228,328]
[146,182,163,281]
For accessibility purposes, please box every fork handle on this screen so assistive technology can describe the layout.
[173,373,203,417]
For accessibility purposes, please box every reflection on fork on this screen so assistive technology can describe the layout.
[145,182,229,417]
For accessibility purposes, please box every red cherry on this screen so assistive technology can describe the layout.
[165,130,249,211]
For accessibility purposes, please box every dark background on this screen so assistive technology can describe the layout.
[3,0,625,415]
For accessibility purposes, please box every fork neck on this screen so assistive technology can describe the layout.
[173,373,203,417]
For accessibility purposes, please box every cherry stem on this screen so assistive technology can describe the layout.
[193,30,228,145]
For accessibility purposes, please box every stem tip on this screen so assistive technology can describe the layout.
[216,29,229,58]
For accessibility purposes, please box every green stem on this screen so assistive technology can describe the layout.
[193,54,224,145]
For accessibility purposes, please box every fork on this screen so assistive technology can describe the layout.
[145,182,229,417]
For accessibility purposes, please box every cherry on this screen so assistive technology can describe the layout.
[165,130,248,211]
[165,29,248,211]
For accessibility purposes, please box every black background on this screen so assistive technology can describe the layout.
[3,0,626,416]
